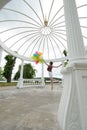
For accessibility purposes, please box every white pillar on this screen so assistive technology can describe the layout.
[58,0,87,130]
[17,60,24,88]
[0,45,3,66]
[41,63,45,86]
[63,0,86,61]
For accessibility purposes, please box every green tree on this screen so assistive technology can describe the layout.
[13,65,20,80]
[3,54,16,82]
[63,49,68,67]
[14,63,36,80]
[63,49,67,57]
[0,67,4,80]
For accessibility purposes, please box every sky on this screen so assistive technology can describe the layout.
[0,0,87,79]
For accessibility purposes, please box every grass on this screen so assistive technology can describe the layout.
[0,82,17,87]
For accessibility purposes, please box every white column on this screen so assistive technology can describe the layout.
[58,0,87,130]
[63,0,86,61]
[17,60,24,88]
[0,46,3,66]
[41,63,45,86]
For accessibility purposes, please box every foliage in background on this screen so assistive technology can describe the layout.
[3,54,16,82]
[0,67,5,80]
[13,65,20,80]
[0,82,17,87]
[63,49,67,56]
[63,49,68,67]
[14,63,36,80]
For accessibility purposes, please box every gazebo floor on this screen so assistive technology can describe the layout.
[0,83,62,130]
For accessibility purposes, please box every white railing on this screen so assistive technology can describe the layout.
[17,78,45,88]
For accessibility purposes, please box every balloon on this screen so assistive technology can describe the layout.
[31,51,44,64]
